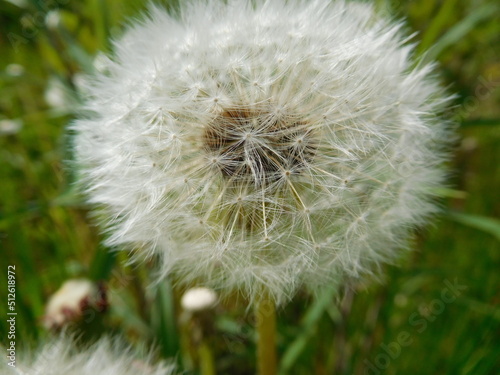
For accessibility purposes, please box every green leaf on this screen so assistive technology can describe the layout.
[90,0,110,51]
[89,246,117,281]
[279,283,339,374]
[422,3,498,62]
[460,118,500,127]
[418,0,459,54]
[110,288,152,338]
[151,280,180,359]
[432,188,467,199]
[447,212,500,241]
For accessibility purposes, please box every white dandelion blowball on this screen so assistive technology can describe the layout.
[73,0,453,304]
[2,336,177,375]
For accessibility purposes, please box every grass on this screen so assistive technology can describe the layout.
[1,0,499,374]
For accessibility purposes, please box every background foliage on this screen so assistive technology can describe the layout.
[0,0,499,374]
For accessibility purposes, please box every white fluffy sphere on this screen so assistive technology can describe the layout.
[73,0,452,304]
[3,337,176,375]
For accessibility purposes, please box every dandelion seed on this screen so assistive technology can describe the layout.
[73,0,453,304]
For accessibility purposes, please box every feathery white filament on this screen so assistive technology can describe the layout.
[2,337,176,375]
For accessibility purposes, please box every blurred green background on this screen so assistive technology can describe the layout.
[0,0,499,374]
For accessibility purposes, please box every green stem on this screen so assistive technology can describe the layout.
[256,292,277,375]
[199,340,216,375]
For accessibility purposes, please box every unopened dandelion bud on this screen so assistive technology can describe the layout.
[181,287,218,313]
[43,279,107,330]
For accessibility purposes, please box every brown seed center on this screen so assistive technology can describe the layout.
[203,107,316,185]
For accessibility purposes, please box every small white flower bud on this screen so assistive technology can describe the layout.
[45,10,61,29]
[181,287,218,312]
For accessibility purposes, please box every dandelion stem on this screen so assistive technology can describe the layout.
[256,291,277,375]
[199,340,216,375]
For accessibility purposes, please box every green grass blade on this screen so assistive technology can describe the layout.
[423,3,499,61]
[90,0,110,51]
[418,0,459,54]
[447,211,500,241]
[151,279,180,360]
[461,118,500,127]
[89,246,117,281]
[279,284,339,374]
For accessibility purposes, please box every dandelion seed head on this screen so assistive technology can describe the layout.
[2,337,177,375]
[73,0,453,304]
